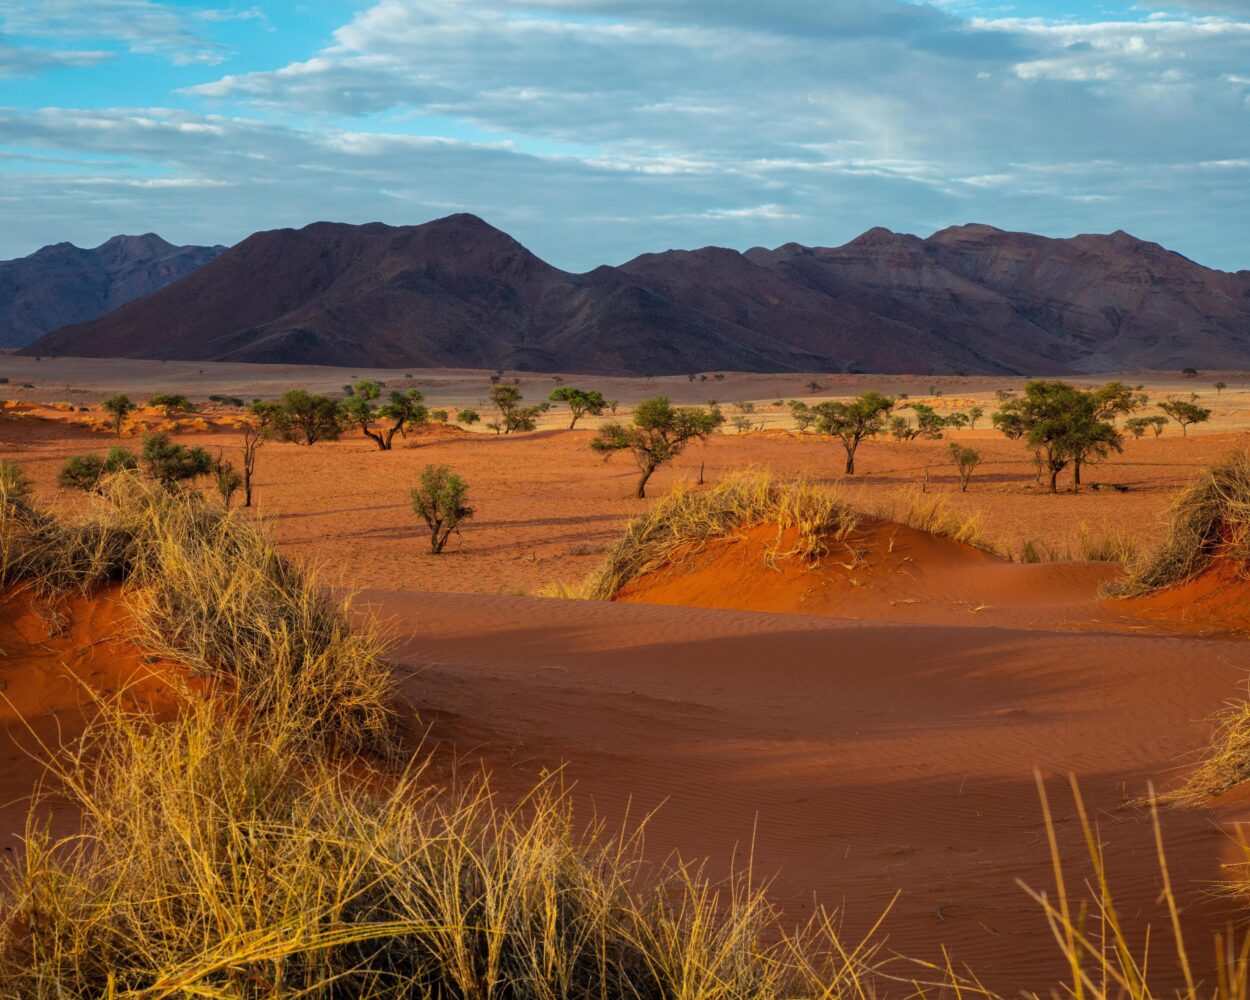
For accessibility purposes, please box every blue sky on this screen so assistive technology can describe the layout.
[1,0,1248,271]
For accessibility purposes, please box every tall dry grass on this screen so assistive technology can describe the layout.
[1107,451,1250,596]
[556,470,859,601]
[0,470,393,750]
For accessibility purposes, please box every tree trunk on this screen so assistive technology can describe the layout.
[1049,467,1060,493]
[844,449,855,475]
[1073,457,1082,486]
[636,465,656,499]
[568,415,578,430]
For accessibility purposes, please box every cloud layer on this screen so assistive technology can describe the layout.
[0,0,1247,270]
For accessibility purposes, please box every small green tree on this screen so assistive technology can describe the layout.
[340,381,426,450]
[58,448,137,492]
[239,402,281,508]
[966,405,985,429]
[487,385,546,434]
[948,443,980,492]
[888,415,918,442]
[140,432,213,489]
[275,389,341,445]
[549,387,607,429]
[456,408,480,426]
[147,393,197,418]
[410,465,473,554]
[429,409,449,423]
[1125,414,1168,439]
[101,394,135,437]
[811,392,894,474]
[591,396,724,498]
[906,403,947,439]
[1158,397,1211,436]
[788,400,815,431]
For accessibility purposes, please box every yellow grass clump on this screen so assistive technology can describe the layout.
[553,470,859,601]
[1106,451,1250,596]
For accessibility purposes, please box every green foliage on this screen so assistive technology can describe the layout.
[146,393,197,418]
[966,404,984,428]
[101,393,134,436]
[208,394,245,406]
[811,391,894,474]
[591,396,724,498]
[1158,397,1212,436]
[340,381,426,450]
[456,408,480,426]
[788,400,815,431]
[410,465,474,554]
[909,403,947,439]
[140,432,214,488]
[993,380,1123,492]
[429,408,449,423]
[487,384,546,434]
[1125,415,1168,439]
[273,389,342,445]
[888,415,918,441]
[549,387,607,429]
[948,442,981,492]
[57,448,138,492]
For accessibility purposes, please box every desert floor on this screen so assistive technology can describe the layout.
[5,358,1250,992]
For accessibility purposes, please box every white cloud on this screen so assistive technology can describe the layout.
[0,0,227,63]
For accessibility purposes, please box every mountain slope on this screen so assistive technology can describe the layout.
[22,216,1250,374]
[0,234,225,349]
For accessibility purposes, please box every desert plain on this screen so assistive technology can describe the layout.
[5,354,1250,993]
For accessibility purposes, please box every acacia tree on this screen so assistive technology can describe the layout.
[591,396,724,498]
[410,465,474,554]
[811,391,894,475]
[967,405,985,429]
[275,389,341,445]
[340,380,427,450]
[549,387,606,429]
[993,380,1122,493]
[147,393,197,418]
[240,402,281,508]
[1125,414,1168,439]
[1158,397,1211,436]
[788,400,815,431]
[1215,381,1227,396]
[101,394,134,437]
[487,385,547,434]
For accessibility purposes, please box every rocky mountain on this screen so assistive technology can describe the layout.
[21,215,1250,374]
[0,234,225,349]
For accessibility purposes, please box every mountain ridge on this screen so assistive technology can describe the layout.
[20,215,1250,374]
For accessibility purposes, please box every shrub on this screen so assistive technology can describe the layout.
[213,456,244,507]
[1125,415,1168,439]
[146,392,197,418]
[456,408,480,426]
[788,400,815,431]
[948,442,980,492]
[591,396,724,498]
[274,389,342,445]
[57,448,138,492]
[410,465,473,554]
[487,385,546,434]
[140,432,213,488]
[429,408,449,423]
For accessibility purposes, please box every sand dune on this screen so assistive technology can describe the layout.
[368,587,1250,991]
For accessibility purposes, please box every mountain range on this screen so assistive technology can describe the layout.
[17,215,1250,374]
[0,234,225,349]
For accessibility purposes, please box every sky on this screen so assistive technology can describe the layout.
[0,0,1248,271]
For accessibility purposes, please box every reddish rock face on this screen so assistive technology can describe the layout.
[21,215,1250,374]
[0,234,224,349]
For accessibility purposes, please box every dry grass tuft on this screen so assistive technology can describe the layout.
[1107,451,1250,596]
[1016,525,1139,565]
[0,704,898,999]
[865,489,990,550]
[566,470,859,601]
[0,470,393,751]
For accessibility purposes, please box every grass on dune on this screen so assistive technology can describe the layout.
[552,470,860,601]
[1106,451,1250,597]
[0,468,393,751]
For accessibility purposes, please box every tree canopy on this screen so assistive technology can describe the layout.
[591,396,724,498]
[812,392,894,474]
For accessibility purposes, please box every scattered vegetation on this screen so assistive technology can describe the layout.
[410,464,474,554]
[591,395,724,498]
[1125,415,1168,439]
[146,392,197,418]
[1158,396,1211,436]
